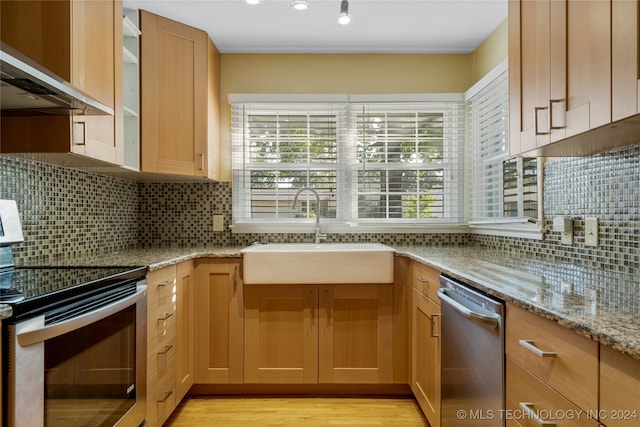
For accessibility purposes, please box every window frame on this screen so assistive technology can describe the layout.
[230,94,469,234]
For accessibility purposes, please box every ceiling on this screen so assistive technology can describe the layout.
[123,0,507,54]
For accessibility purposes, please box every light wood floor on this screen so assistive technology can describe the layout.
[164,396,429,426]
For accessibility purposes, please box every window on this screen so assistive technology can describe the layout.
[466,61,541,236]
[231,98,465,231]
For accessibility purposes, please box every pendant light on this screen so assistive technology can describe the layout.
[338,0,351,25]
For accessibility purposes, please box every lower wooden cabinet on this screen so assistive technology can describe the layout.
[409,260,441,427]
[145,264,178,427]
[175,260,195,401]
[244,284,394,384]
[244,284,318,384]
[507,357,599,427]
[600,345,640,427]
[194,259,244,384]
[145,260,193,427]
[411,287,441,427]
[319,284,393,384]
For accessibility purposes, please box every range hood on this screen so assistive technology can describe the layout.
[0,42,113,116]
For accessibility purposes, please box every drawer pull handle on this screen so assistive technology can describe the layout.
[534,106,550,135]
[158,279,175,287]
[158,312,174,321]
[519,402,556,426]
[157,390,173,403]
[157,345,173,355]
[519,339,557,357]
[416,277,428,283]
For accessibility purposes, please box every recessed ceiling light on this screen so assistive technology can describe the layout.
[246,0,260,5]
[291,0,310,11]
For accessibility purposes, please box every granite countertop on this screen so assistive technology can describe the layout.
[394,245,640,361]
[14,244,640,360]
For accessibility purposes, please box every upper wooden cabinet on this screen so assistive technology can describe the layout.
[509,0,640,157]
[140,10,220,179]
[0,0,124,166]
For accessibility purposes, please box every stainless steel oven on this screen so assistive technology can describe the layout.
[0,199,148,426]
[2,268,147,427]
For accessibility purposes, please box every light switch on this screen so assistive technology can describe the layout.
[585,217,599,247]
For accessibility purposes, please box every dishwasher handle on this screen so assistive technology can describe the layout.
[437,288,500,329]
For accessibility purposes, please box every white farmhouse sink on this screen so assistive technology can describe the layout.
[241,243,395,284]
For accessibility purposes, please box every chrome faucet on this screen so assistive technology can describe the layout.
[292,187,327,244]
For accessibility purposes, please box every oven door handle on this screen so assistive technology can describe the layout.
[17,284,147,347]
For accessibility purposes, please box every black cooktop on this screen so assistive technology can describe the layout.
[0,266,147,320]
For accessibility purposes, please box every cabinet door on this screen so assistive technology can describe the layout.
[411,288,441,427]
[0,0,123,165]
[140,10,207,176]
[565,0,611,137]
[175,261,194,401]
[318,285,393,384]
[612,0,640,122]
[600,345,640,427]
[194,261,244,384]
[244,285,318,384]
[509,0,566,156]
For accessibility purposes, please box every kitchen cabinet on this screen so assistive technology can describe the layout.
[194,260,244,384]
[612,0,640,122]
[244,284,393,384]
[175,260,195,401]
[506,303,599,427]
[122,14,142,171]
[410,262,441,427]
[0,0,124,166]
[508,0,566,154]
[145,264,178,427]
[319,285,393,383]
[509,0,640,157]
[506,357,599,427]
[140,10,220,179]
[600,345,640,427]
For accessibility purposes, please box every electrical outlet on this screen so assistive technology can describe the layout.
[585,217,599,247]
[213,215,224,232]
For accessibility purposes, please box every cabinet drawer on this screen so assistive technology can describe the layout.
[148,356,176,427]
[507,357,599,427]
[600,345,640,427]
[146,266,177,307]
[148,297,177,340]
[506,303,598,412]
[147,323,177,376]
[411,262,440,302]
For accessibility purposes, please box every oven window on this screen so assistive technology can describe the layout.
[44,305,136,427]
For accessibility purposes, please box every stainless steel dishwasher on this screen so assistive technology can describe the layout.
[438,275,505,427]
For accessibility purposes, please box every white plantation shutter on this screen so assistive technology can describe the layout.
[231,98,465,228]
[467,65,539,222]
[348,103,465,223]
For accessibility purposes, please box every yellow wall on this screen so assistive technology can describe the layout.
[471,19,508,84]
[218,22,508,181]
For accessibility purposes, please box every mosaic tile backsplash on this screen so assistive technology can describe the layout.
[1,142,639,274]
[0,155,139,263]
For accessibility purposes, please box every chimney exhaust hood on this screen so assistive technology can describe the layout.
[0,42,114,116]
